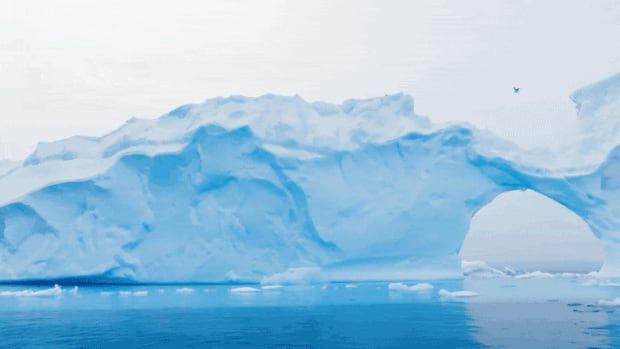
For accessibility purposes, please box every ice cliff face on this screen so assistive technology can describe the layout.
[0,76,618,282]
[570,73,620,165]
[0,126,336,282]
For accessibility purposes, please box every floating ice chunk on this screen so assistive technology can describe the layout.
[175,287,195,294]
[133,291,148,297]
[0,284,62,297]
[388,282,434,292]
[261,285,283,290]
[438,289,479,298]
[344,284,358,289]
[229,287,260,293]
[119,291,132,297]
[65,286,78,295]
[598,298,620,307]
[100,291,115,296]
[157,289,165,293]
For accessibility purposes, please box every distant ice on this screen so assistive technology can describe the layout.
[229,287,260,293]
[0,284,62,297]
[388,282,434,292]
[262,267,324,285]
[597,298,620,307]
[344,284,358,289]
[116,290,150,297]
[438,289,479,298]
[175,288,195,294]
[461,260,509,278]
[514,271,556,279]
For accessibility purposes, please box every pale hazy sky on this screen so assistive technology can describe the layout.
[0,0,619,160]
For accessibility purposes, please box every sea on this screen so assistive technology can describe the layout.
[0,277,619,348]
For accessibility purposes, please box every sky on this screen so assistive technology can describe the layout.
[460,190,603,273]
[0,0,619,160]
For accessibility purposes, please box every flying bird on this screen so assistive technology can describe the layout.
[513,87,520,93]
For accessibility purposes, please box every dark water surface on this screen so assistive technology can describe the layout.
[0,278,618,348]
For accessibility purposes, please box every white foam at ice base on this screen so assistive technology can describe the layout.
[175,288,195,294]
[345,284,358,289]
[597,298,620,307]
[260,285,283,290]
[388,282,434,292]
[438,289,480,298]
[229,287,260,293]
[0,284,62,297]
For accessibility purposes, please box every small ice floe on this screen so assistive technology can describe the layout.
[0,284,62,297]
[597,298,620,307]
[344,284,358,289]
[438,289,479,298]
[65,286,79,295]
[175,287,195,294]
[388,282,434,292]
[203,288,213,293]
[261,285,283,290]
[321,284,329,291]
[100,291,115,296]
[157,289,166,294]
[119,291,132,297]
[133,291,148,297]
[229,287,260,293]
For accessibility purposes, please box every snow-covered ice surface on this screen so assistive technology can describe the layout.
[0,75,619,283]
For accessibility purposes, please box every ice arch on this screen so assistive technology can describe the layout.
[460,190,604,273]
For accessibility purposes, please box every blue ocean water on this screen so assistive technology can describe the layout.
[0,278,618,348]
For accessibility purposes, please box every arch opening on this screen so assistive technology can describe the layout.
[460,190,604,274]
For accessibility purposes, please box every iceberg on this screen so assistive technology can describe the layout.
[0,74,618,283]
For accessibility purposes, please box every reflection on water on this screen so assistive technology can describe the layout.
[467,302,611,348]
[0,278,619,348]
